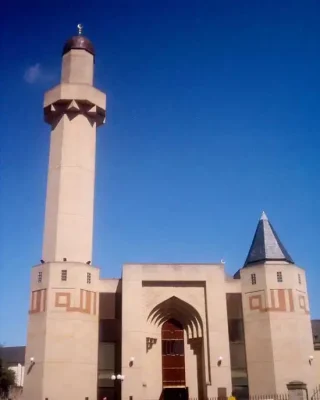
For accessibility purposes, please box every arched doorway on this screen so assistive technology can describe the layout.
[148,297,205,400]
[162,319,188,400]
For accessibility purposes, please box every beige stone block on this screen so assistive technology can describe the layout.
[61,49,94,85]
[44,82,106,111]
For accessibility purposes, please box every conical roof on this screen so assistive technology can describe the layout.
[243,211,294,267]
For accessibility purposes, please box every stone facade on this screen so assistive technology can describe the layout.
[22,31,318,400]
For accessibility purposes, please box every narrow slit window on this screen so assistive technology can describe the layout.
[277,271,283,282]
[251,273,256,285]
[38,271,42,283]
[87,272,91,284]
[298,274,301,284]
[61,269,67,281]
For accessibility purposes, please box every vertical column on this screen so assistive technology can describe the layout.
[121,265,144,400]
[241,266,276,395]
[42,110,97,263]
[205,267,232,398]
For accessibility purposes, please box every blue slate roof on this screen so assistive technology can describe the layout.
[243,211,294,268]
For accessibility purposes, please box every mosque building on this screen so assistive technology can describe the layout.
[21,28,319,400]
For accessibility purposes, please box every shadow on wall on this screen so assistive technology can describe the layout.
[26,362,35,375]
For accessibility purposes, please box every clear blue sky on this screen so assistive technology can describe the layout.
[1,1,319,346]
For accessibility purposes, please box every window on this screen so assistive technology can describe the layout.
[37,271,42,283]
[230,342,248,370]
[277,271,283,282]
[226,293,243,319]
[61,270,67,281]
[228,319,244,343]
[98,343,115,388]
[87,272,91,284]
[251,273,256,285]
[162,340,184,356]
[298,274,301,284]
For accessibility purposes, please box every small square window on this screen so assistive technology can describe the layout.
[87,272,91,284]
[38,271,42,283]
[277,271,283,282]
[251,273,256,285]
[61,270,67,281]
[298,274,301,284]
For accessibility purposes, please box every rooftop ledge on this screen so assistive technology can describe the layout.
[43,83,106,110]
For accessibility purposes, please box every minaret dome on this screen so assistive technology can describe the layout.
[60,24,95,85]
[62,23,95,57]
[62,35,95,57]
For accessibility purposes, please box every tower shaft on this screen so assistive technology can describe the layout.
[43,111,96,262]
[42,48,106,263]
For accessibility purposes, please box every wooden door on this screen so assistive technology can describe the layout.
[162,319,186,387]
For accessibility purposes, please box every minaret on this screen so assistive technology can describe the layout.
[42,23,106,263]
[23,25,106,400]
[240,212,316,395]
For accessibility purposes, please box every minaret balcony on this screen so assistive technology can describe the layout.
[43,83,106,126]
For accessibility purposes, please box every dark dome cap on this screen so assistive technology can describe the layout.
[62,35,95,57]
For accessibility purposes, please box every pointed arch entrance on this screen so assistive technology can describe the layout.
[162,319,186,387]
[148,296,206,400]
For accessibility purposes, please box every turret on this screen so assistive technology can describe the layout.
[239,212,316,394]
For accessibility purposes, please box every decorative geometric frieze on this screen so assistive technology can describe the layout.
[297,290,310,315]
[188,337,202,355]
[29,289,47,314]
[67,99,80,111]
[44,83,106,111]
[146,337,157,352]
[247,289,297,313]
[44,99,106,127]
[54,289,97,315]
[87,105,97,115]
